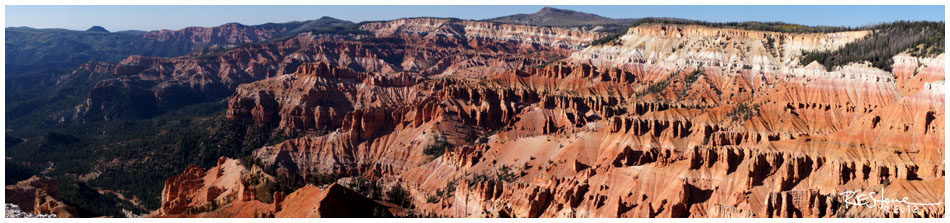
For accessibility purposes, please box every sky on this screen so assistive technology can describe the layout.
[5,5,945,31]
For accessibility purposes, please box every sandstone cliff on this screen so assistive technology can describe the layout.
[66,17,604,121]
[4,176,78,218]
[152,23,943,218]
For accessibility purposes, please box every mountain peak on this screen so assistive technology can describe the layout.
[537,7,580,15]
[317,16,342,21]
[86,26,109,32]
[538,6,559,12]
[487,7,636,27]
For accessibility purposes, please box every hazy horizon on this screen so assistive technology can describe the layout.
[5,5,945,32]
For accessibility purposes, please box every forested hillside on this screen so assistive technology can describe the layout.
[800,21,944,71]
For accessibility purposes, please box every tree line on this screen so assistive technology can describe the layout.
[800,21,944,72]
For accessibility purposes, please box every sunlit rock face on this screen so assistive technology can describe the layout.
[361,17,604,49]
[568,24,870,70]
[152,21,944,218]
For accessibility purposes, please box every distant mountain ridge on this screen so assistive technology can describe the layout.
[487,7,639,27]
[5,17,356,79]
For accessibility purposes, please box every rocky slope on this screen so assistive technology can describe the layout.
[150,157,393,218]
[64,18,603,121]
[6,203,57,218]
[5,176,78,218]
[157,22,946,218]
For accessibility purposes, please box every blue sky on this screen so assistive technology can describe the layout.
[5,5,945,31]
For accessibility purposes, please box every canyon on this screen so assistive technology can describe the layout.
[163,22,946,218]
[5,7,945,218]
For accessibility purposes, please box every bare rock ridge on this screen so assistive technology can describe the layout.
[139,17,354,49]
[4,16,354,82]
[361,17,604,49]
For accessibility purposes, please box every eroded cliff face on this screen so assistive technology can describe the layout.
[361,18,604,49]
[157,23,943,218]
[143,23,290,47]
[5,176,78,218]
[568,24,870,71]
[67,18,602,121]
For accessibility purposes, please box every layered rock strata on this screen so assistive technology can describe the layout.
[157,23,944,218]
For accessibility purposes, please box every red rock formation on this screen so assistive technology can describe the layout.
[274,184,392,218]
[4,176,78,218]
[158,165,207,216]
[153,157,392,218]
[71,18,602,122]
[156,22,943,218]
[156,158,258,216]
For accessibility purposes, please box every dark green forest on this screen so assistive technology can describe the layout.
[592,17,866,46]
[800,21,945,71]
[632,17,860,33]
[5,28,185,77]
[3,16,360,217]
[5,99,290,216]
